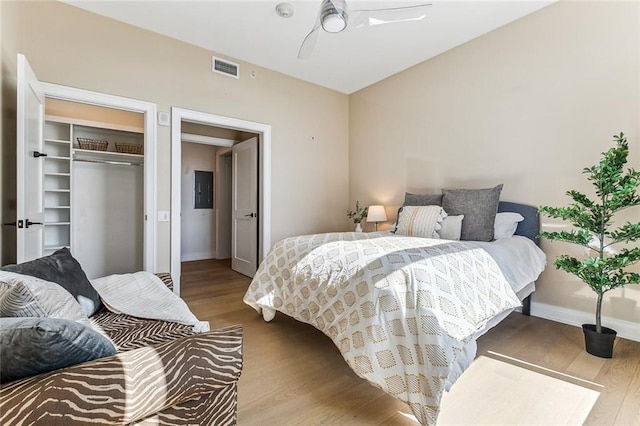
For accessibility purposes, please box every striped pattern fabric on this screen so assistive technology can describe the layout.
[91,310,194,351]
[395,205,447,238]
[156,272,173,290]
[0,273,243,425]
[132,388,239,425]
[0,325,243,425]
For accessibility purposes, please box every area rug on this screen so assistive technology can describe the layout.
[436,353,601,425]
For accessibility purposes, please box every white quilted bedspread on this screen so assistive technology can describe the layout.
[243,232,521,425]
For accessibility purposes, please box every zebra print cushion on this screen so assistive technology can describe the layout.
[0,325,243,425]
[155,272,173,291]
[132,389,239,425]
[90,310,194,351]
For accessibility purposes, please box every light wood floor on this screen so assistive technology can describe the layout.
[180,259,640,425]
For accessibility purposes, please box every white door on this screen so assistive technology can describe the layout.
[16,54,45,263]
[231,137,258,277]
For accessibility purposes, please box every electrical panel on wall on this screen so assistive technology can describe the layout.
[194,170,213,209]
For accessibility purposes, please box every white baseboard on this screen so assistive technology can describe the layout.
[531,301,640,343]
[181,250,216,262]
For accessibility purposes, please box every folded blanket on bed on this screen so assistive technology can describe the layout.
[91,272,209,333]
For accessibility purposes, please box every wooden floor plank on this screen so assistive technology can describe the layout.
[614,357,640,425]
[180,259,640,425]
[584,338,640,426]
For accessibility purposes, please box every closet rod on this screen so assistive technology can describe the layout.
[73,157,142,167]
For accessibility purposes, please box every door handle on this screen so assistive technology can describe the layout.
[33,151,48,158]
[25,219,43,228]
[3,220,24,228]
[244,213,257,218]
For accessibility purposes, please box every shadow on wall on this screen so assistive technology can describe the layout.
[1,58,18,266]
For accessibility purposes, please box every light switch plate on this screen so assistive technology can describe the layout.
[157,211,170,221]
[158,111,170,126]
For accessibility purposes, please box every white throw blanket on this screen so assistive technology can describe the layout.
[91,271,210,333]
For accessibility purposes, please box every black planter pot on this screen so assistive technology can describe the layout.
[582,324,617,358]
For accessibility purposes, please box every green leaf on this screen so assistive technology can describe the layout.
[539,132,640,297]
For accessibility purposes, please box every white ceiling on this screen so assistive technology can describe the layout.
[62,0,554,94]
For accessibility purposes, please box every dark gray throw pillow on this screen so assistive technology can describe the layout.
[2,248,103,316]
[403,192,443,206]
[0,317,116,383]
[442,184,503,242]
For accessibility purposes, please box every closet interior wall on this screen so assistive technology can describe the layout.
[44,99,144,279]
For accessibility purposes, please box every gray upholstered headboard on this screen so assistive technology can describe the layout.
[498,201,540,245]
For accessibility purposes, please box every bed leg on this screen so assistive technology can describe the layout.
[522,295,531,316]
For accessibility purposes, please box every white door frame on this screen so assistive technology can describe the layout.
[171,107,271,295]
[41,82,157,273]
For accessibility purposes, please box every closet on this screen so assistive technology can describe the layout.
[43,99,144,279]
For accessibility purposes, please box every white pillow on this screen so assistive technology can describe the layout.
[494,212,524,239]
[395,206,446,238]
[438,215,464,240]
[0,271,91,326]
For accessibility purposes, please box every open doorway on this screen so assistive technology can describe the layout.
[179,123,257,265]
[170,107,271,295]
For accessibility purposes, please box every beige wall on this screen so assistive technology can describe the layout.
[3,1,350,270]
[349,1,640,325]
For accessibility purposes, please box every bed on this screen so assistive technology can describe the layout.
[243,200,546,425]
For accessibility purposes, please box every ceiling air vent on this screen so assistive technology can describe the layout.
[212,56,239,79]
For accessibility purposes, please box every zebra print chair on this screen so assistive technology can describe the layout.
[0,273,243,425]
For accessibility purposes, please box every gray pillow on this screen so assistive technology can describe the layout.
[403,192,443,206]
[2,248,103,316]
[0,317,116,383]
[0,271,91,326]
[442,184,503,242]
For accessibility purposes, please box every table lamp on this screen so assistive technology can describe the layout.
[366,205,387,231]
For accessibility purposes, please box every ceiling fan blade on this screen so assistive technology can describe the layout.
[298,25,322,60]
[349,4,431,30]
[298,3,325,60]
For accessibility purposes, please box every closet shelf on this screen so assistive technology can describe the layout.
[45,139,71,145]
[73,148,144,166]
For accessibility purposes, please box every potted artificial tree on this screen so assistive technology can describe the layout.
[539,133,640,358]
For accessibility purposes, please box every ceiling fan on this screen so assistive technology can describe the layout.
[298,0,432,59]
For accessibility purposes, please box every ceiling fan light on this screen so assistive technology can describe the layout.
[322,13,347,33]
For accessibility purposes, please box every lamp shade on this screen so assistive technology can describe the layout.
[366,205,387,223]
